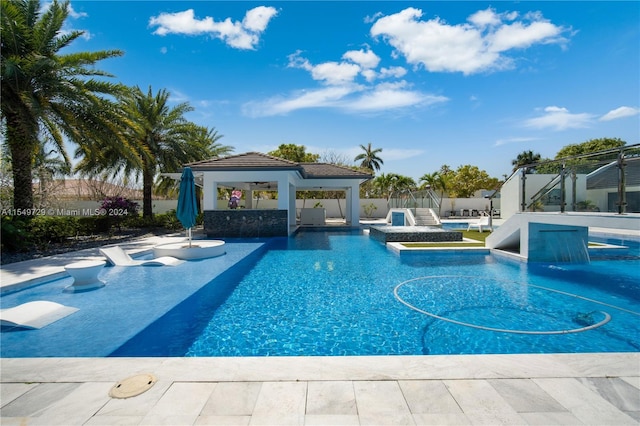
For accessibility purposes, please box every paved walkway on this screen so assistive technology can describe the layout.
[1,230,639,425]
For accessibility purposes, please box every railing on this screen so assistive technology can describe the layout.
[492,143,640,215]
[388,188,441,214]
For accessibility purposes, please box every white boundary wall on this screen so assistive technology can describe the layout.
[50,197,499,219]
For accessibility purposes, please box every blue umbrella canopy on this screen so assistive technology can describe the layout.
[176,167,198,232]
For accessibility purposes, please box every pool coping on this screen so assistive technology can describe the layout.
[2,352,638,383]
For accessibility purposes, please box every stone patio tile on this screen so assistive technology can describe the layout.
[488,378,566,412]
[31,382,113,424]
[621,376,640,390]
[518,411,583,425]
[304,414,360,425]
[305,381,356,415]
[83,415,145,425]
[577,377,640,412]
[444,380,525,425]
[251,381,307,418]
[0,383,36,408]
[0,383,80,417]
[140,413,202,425]
[411,413,471,425]
[398,380,462,414]
[143,382,216,418]
[200,382,261,416]
[353,381,413,425]
[533,377,638,425]
[194,415,251,425]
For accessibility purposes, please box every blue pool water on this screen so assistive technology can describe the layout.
[2,231,639,357]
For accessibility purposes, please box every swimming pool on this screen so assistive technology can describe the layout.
[2,230,639,357]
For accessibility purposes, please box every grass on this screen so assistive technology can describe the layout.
[401,230,489,248]
[402,231,609,249]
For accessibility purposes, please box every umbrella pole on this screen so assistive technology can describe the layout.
[188,228,192,247]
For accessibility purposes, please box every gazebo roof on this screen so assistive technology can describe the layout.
[187,152,372,180]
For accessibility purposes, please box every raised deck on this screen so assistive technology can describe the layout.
[369,225,462,243]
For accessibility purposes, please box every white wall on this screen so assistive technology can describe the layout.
[51,197,503,219]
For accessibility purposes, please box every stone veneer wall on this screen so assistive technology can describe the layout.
[369,226,462,243]
[204,210,289,238]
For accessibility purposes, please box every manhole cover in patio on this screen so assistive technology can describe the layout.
[109,373,157,399]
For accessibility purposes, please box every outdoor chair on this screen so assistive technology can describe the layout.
[467,214,493,232]
[99,246,184,266]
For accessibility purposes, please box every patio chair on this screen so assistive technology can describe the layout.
[467,214,493,232]
[99,246,184,266]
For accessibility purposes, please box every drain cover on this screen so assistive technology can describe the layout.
[109,373,157,399]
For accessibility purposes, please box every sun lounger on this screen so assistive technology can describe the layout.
[99,246,184,266]
[467,215,493,232]
[0,301,79,329]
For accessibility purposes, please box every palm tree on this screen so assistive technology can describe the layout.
[419,171,448,216]
[76,86,227,217]
[1,0,126,210]
[355,142,384,173]
[512,150,542,173]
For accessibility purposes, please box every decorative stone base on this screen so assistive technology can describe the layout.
[369,226,463,243]
[204,210,289,238]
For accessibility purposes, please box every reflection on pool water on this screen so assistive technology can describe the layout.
[2,231,639,357]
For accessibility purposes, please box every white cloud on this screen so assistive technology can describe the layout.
[489,21,564,52]
[243,86,357,116]
[343,82,447,112]
[370,7,569,74]
[599,106,640,121]
[249,47,447,117]
[148,6,278,50]
[342,48,380,69]
[244,82,447,117]
[524,106,594,131]
[379,66,407,79]
[242,6,277,32]
[68,4,87,19]
[311,61,362,86]
[468,8,502,28]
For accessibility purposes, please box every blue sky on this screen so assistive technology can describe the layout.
[64,1,639,181]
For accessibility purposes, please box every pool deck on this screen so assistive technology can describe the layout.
[1,229,639,425]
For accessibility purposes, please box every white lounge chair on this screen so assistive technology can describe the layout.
[99,246,184,266]
[467,214,493,232]
[0,301,78,329]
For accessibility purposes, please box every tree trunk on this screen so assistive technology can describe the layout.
[142,161,154,218]
[6,113,36,211]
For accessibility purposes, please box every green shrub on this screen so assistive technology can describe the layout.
[77,216,111,234]
[1,216,32,251]
[28,216,79,245]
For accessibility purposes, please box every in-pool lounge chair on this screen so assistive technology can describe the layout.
[99,246,184,266]
[467,214,493,232]
[0,301,79,329]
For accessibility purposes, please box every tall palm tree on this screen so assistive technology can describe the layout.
[354,142,384,173]
[512,150,541,173]
[419,171,448,216]
[76,86,227,217]
[1,0,126,210]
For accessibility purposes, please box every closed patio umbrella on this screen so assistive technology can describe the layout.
[176,167,198,247]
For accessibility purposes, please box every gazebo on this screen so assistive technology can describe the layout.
[185,152,372,237]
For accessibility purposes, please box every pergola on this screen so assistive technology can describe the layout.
[185,152,372,237]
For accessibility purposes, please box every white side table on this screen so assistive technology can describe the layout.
[64,260,106,292]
